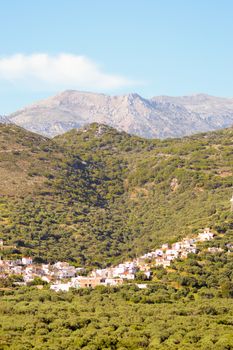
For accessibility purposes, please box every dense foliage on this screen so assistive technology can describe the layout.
[0,123,232,267]
[1,230,233,349]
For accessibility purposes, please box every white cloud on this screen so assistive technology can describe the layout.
[0,53,133,91]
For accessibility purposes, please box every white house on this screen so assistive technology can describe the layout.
[50,283,70,292]
[198,228,214,241]
[230,195,233,211]
[104,278,123,286]
[70,277,81,288]
[207,247,224,253]
[171,242,181,251]
[22,257,33,265]
[41,264,51,275]
[53,262,76,279]
[23,274,34,283]
[11,266,23,274]
[165,249,179,257]
[41,276,51,283]
[155,258,171,268]
[118,272,135,280]
[136,284,147,289]
[162,243,169,250]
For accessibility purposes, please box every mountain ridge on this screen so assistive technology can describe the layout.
[7,90,233,138]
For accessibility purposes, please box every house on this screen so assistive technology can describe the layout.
[181,239,194,249]
[171,242,182,251]
[11,266,23,274]
[144,271,152,279]
[207,247,224,253]
[155,258,170,268]
[22,257,33,265]
[119,272,135,280]
[70,277,81,288]
[53,262,76,279]
[104,278,124,286]
[92,268,110,278]
[23,274,35,283]
[77,276,103,288]
[41,264,51,275]
[153,249,163,257]
[41,276,51,283]
[165,249,179,257]
[24,265,34,275]
[198,228,214,241]
[50,283,70,292]
[112,265,126,277]
[162,243,169,250]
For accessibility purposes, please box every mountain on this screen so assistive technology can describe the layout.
[8,91,233,138]
[153,93,233,128]
[0,115,10,124]
[0,122,232,267]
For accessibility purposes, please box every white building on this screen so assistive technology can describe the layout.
[41,276,51,283]
[136,284,147,289]
[104,278,123,286]
[155,258,170,268]
[23,274,34,283]
[22,257,33,265]
[53,262,76,279]
[165,249,179,257]
[198,228,214,241]
[118,272,135,280]
[11,266,23,274]
[207,247,224,253]
[171,242,182,251]
[50,283,70,292]
[162,243,169,250]
[70,277,81,288]
[230,195,233,211]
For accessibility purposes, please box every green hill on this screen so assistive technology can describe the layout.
[0,123,232,267]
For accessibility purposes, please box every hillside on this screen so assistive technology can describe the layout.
[8,90,233,138]
[0,123,233,267]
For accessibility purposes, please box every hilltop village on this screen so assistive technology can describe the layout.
[1,228,226,292]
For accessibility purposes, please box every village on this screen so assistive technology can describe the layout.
[0,227,223,292]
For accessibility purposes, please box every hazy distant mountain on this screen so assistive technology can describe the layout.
[7,91,233,138]
[0,115,10,124]
[153,94,233,129]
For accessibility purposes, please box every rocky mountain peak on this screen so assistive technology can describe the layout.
[0,115,10,124]
[7,90,233,139]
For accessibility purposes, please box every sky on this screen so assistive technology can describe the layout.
[0,0,233,114]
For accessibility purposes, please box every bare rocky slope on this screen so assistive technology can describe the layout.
[8,90,233,138]
[0,115,10,124]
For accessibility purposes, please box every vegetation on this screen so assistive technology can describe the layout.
[0,123,232,267]
[0,122,233,349]
[0,230,233,349]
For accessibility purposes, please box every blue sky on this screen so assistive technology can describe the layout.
[0,0,233,113]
